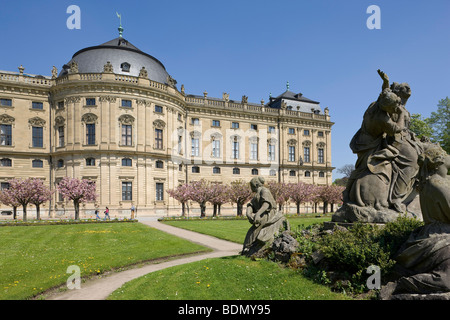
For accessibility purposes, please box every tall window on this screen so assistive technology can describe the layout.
[122,182,132,201]
[122,124,132,146]
[250,142,258,160]
[289,146,296,162]
[86,123,95,145]
[304,147,310,163]
[155,183,164,201]
[191,138,199,157]
[232,140,239,159]
[318,148,324,163]
[58,126,64,147]
[32,126,43,147]
[0,124,12,146]
[155,128,163,149]
[212,139,220,158]
[268,143,276,161]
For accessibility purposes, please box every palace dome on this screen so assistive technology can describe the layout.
[59,37,170,84]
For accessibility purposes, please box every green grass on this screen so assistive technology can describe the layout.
[0,222,209,300]
[161,215,332,244]
[108,255,350,300]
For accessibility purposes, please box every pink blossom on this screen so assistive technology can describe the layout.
[58,177,97,220]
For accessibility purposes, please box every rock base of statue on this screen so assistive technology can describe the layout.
[380,282,450,300]
[331,198,422,224]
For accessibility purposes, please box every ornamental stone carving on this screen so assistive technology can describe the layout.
[0,114,15,124]
[118,114,135,125]
[28,117,46,127]
[81,113,98,123]
[153,119,166,129]
[288,139,298,146]
[99,96,117,103]
[55,116,65,126]
[139,67,148,78]
[103,61,114,73]
[64,96,81,104]
[302,140,311,147]
[136,99,150,106]
[69,61,79,74]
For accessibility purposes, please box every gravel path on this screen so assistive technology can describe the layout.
[45,219,242,300]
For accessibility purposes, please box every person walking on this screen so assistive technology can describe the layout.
[131,204,136,219]
[104,207,110,220]
[95,209,101,220]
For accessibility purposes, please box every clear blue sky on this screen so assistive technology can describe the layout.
[1,0,449,180]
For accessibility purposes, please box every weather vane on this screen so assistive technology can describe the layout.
[116,12,124,37]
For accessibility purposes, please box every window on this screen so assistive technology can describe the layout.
[155,105,163,113]
[289,170,296,177]
[191,138,199,157]
[57,159,64,168]
[250,124,257,130]
[122,182,132,201]
[269,169,277,176]
[122,124,132,146]
[289,146,296,162]
[304,171,311,177]
[304,129,310,136]
[319,171,325,178]
[58,101,64,109]
[86,98,96,106]
[86,158,95,166]
[251,168,258,175]
[179,164,183,171]
[0,124,12,146]
[231,122,239,129]
[318,148,324,163]
[304,147,310,163]
[32,159,43,168]
[268,126,275,133]
[318,131,324,137]
[250,142,258,160]
[212,139,220,158]
[32,101,43,109]
[1,182,10,190]
[233,168,240,175]
[0,99,12,107]
[268,144,276,161]
[155,183,164,201]
[122,158,132,166]
[0,158,12,167]
[155,160,164,169]
[121,62,131,72]
[232,140,239,159]
[288,128,295,134]
[191,118,200,125]
[86,123,95,145]
[58,126,64,147]
[192,166,200,173]
[212,120,220,127]
[155,128,163,149]
[32,126,43,147]
[121,99,132,108]
[213,167,221,174]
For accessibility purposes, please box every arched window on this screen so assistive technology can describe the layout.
[233,168,240,175]
[0,158,12,167]
[304,171,311,177]
[213,167,221,174]
[155,160,164,169]
[251,168,258,175]
[32,159,43,168]
[122,158,132,167]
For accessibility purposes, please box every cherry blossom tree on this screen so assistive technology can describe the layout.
[166,184,191,217]
[6,178,36,221]
[208,183,229,217]
[266,181,290,213]
[0,188,20,220]
[316,185,345,214]
[187,179,212,218]
[58,177,97,220]
[287,182,316,215]
[29,179,54,220]
[228,180,253,216]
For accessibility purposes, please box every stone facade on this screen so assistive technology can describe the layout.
[0,37,334,218]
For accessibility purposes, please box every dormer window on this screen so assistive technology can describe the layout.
[120,62,131,72]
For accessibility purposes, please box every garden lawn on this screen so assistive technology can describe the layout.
[161,215,331,244]
[0,222,209,300]
[108,255,350,300]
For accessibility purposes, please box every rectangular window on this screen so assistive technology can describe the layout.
[304,129,310,136]
[231,122,239,129]
[0,182,10,190]
[32,101,43,109]
[86,98,96,106]
[250,142,258,160]
[304,147,310,163]
[122,99,132,108]
[191,138,199,157]
[289,146,296,162]
[155,128,163,149]
[58,126,64,147]
[268,126,275,133]
[32,126,43,147]
[32,159,43,168]
[122,124,132,146]
[122,182,132,201]
[250,124,257,130]
[0,124,12,146]
[288,128,295,134]
[318,148,324,163]
[232,141,239,159]
[268,144,275,161]
[212,139,220,158]
[86,123,95,145]
[213,167,221,174]
[318,131,324,137]
[122,158,132,166]
[0,99,12,107]
[155,183,164,201]
[155,105,163,113]
[191,118,200,125]
[212,120,220,127]
[192,166,200,173]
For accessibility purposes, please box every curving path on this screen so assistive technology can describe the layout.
[46,218,242,300]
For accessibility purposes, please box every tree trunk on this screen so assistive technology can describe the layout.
[74,200,80,220]
[213,204,217,217]
[237,202,243,216]
[181,202,186,217]
[36,204,41,220]
[13,206,17,220]
[22,204,27,221]
[218,204,221,216]
[296,202,300,215]
[200,203,206,218]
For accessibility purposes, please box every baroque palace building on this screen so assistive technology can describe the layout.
[0,33,334,217]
